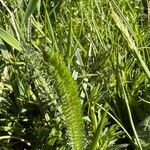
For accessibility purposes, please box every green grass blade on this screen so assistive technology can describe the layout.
[44,8,58,50]
[0,28,22,51]
[23,0,39,23]
[89,104,108,150]
[0,135,30,146]
[121,82,143,150]
[96,104,132,140]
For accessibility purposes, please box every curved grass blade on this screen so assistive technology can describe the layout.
[0,135,30,146]
[0,28,22,51]
[121,82,143,150]
[96,104,132,142]
[43,50,85,150]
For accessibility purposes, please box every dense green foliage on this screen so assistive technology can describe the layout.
[0,0,150,149]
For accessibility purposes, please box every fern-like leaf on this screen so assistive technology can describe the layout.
[43,50,85,150]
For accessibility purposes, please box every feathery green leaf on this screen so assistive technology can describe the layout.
[43,50,85,150]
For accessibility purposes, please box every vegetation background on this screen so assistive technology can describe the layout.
[0,0,150,149]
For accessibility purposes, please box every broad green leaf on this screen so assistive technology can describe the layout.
[0,28,22,51]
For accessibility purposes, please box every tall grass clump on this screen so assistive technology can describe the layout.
[0,0,150,149]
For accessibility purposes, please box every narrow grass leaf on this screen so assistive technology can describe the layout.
[23,0,39,23]
[96,104,132,141]
[44,7,58,50]
[110,6,150,80]
[0,28,22,51]
[121,80,143,150]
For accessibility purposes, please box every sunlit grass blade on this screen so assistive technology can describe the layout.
[0,28,22,51]
[0,135,30,147]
